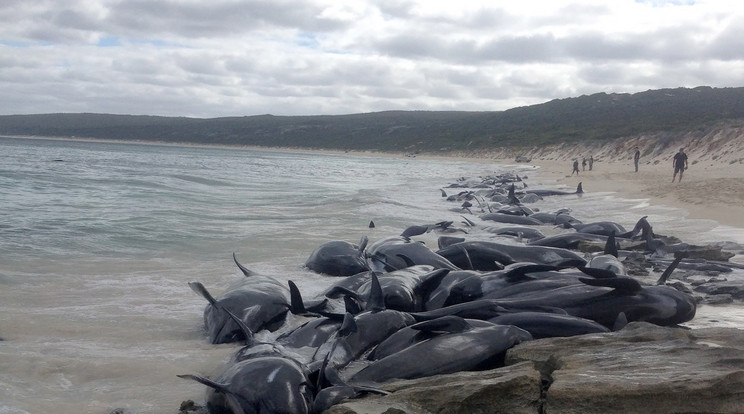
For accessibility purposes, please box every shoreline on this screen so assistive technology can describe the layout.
[6,134,744,229]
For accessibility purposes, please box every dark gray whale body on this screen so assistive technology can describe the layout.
[349,316,532,384]
[305,237,370,276]
[479,213,543,225]
[365,236,459,272]
[188,254,292,344]
[180,356,314,414]
[436,240,587,270]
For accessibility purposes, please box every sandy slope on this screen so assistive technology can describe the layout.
[467,121,744,229]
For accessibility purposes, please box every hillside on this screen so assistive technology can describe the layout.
[1,86,744,153]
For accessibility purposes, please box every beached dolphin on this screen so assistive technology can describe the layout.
[188,254,292,344]
[305,236,370,276]
[325,266,451,312]
[365,236,460,272]
[312,309,416,370]
[483,275,695,328]
[366,317,497,361]
[587,233,627,275]
[524,182,583,197]
[179,355,315,414]
[348,316,532,384]
[484,226,546,242]
[479,212,543,225]
[487,311,610,338]
[527,211,582,226]
[436,240,587,270]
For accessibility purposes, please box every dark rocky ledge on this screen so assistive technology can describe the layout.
[324,322,744,414]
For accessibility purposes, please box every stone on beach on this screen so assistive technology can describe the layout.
[324,322,744,414]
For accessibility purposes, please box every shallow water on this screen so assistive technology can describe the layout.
[0,137,742,414]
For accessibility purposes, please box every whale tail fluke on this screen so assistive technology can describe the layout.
[232,252,257,277]
[188,281,218,306]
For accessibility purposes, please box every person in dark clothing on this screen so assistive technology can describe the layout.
[571,159,580,176]
[634,147,641,172]
[672,148,688,182]
[582,158,587,171]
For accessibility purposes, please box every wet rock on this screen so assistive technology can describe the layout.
[325,362,542,414]
[324,324,744,414]
[622,253,650,276]
[705,294,734,304]
[177,400,207,414]
[506,322,744,414]
[694,282,744,300]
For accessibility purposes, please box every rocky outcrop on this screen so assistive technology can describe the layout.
[324,323,744,414]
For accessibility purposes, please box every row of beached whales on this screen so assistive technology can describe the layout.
[180,172,712,414]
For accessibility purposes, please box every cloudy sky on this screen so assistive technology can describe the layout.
[1,0,742,117]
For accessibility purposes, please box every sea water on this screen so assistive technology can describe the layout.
[0,136,742,414]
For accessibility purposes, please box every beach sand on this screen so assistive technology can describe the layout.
[465,124,744,230]
[506,155,744,229]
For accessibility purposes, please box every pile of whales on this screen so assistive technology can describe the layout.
[179,171,743,414]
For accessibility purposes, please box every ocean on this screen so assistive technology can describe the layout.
[1,136,743,414]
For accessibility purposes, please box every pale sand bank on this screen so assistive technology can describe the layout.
[495,156,744,229]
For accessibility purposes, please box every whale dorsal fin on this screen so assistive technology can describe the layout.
[419,269,451,295]
[367,273,385,312]
[579,276,642,294]
[288,280,308,315]
[338,312,358,337]
[613,312,628,331]
[604,232,618,258]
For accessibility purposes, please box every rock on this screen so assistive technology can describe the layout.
[325,362,542,414]
[622,253,650,276]
[684,245,736,261]
[178,400,207,414]
[506,322,744,414]
[325,323,744,413]
[694,282,744,300]
[705,294,734,304]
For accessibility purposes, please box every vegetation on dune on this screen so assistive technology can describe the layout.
[1,86,743,153]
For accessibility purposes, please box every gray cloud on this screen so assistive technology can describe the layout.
[0,0,742,117]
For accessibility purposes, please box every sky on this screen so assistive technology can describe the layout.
[1,0,743,118]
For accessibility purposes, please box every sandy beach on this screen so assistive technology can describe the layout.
[520,156,744,228]
[470,123,744,230]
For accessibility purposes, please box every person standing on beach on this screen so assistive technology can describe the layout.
[571,159,580,176]
[589,156,594,171]
[582,158,587,171]
[633,147,641,172]
[672,148,688,182]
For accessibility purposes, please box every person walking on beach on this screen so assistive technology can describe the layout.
[633,147,641,172]
[571,159,580,176]
[672,148,688,182]
[582,158,587,171]
[588,156,594,171]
